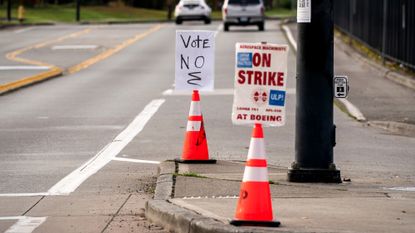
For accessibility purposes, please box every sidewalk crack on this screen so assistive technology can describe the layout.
[22,195,46,216]
[101,194,132,233]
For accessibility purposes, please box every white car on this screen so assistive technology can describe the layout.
[174,0,212,24]
[222,0,265,31]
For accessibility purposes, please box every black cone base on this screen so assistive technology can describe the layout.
[230,220,280,227]
[175,158,216,164]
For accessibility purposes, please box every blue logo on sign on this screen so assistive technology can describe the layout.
[237,53,252,68]
[269,90,286,106]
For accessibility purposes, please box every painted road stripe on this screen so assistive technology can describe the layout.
[52,45,98,50]
[14,27,33,34]
[68,24,163,74]
[1,216,47,233]
[387,187,415,192]
[282,25,297,51]
[113,157,160,165]
[0,192,49,197]
[163,88,296,96]
[48,99,165,195]
[0,66,50,70]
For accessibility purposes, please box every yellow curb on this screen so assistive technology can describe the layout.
[0,66,63,94]
[68,24,164,74]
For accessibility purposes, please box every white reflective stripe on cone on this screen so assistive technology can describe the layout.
[242,167,269,182]
[247,138,266,160]
[187,121,201,131]
[189,102,201,116]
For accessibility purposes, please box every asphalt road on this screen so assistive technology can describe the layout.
[0,21,414,232]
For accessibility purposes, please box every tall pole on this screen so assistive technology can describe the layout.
[288,0,341,183]
[7,0,12,21]
[76,0,81,22]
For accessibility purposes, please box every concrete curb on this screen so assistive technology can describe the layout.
[0,67,63,95]
[145,161,284,233]
[368,121,415,137]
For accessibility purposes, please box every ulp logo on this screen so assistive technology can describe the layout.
[237,52,252,68]
[269,90,285,106]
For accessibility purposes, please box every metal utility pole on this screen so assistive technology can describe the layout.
[288,0,341,183]
[7,0,12,21]
[76,0,81,22]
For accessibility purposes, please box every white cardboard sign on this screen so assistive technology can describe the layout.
[175,30,215,91]
[232,43,289,127]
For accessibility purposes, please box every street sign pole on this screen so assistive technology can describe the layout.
[288,0,341,183]
[76,0,81,22]
[7,0,12,21]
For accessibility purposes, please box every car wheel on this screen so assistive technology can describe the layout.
[224,23,229,32]
[204,17,211,24]
[175,18,182,24]
[258,22,264,31]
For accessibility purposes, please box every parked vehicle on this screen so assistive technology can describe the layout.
[222,0,265,31]
[174,0,212,24]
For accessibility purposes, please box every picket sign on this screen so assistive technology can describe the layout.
[232,42,289,127]
[175,30,215,91]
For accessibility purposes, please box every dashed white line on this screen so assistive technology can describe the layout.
[51,45,98,50]
[113,157,160,165]
[1,216,47,233]
[163,88,296,96]
[386,187,415,192]
[47,99,165,195]
[0,66,50,70]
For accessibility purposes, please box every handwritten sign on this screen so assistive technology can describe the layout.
[232,42,289,126]
[175,30,215,91]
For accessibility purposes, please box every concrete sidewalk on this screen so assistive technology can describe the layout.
[147,160,415,233]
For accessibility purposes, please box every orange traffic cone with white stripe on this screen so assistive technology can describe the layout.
[230,124,280,227]
[176,90,216,164]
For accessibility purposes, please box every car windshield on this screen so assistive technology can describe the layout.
[228,0,260,5]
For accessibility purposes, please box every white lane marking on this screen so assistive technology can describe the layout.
[14,27,33,34]
[387,187,415,192]
[112,157,160,165]
[338,98,366,121]
[282,25,297,51]
[163,88,295,96]
[0,66,50,70]
[51,45,98,50]
[282,23,366,122]
[3,216,47,233]
[215,24,223,38]
[0,192,49,197]
[47,99,165,195]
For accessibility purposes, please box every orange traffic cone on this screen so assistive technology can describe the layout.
[230,124,280,227]
[176,90,216,164]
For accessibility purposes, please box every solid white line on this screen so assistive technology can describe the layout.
[14,27,33,34]
[113,157,160,165]
[0,192,49,197]
[338,98,366,121]
[0,66,50,70]
[282,25,297,51]
[47,99,165,195]
[3,216,47,233]
[215,24,223,38]
[51,45,98,50]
